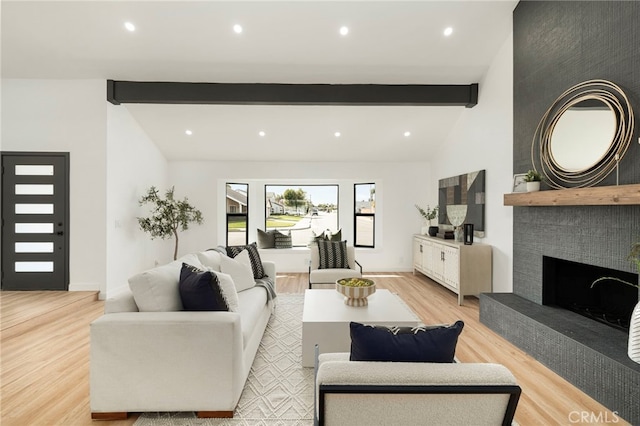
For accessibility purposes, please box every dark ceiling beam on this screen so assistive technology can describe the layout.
[107,80,479,108]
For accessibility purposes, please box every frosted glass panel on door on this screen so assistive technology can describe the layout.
[15,242,54,253]
[15,165,54,176]
[15,184,54,195]
[15,204,54,214]
[15,223,54,233]
[15,261,54,272]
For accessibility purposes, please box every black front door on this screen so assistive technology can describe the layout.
[1,152,69,290]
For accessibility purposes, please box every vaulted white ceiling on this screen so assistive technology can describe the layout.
[2,0,517,161]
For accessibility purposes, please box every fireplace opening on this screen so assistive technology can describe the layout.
[542,256,639,331]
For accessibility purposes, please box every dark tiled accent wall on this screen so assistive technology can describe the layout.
[480,2,640,423]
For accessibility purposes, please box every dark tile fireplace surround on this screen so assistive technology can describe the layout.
[480,206,640,424]
[486,2,640,423]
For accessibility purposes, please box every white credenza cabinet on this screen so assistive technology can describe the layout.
[413,235,492,305]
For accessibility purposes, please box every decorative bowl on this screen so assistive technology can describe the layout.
[336,278,376,307]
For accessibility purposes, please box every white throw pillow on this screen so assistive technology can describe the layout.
[128,253,203,312]
[220,250,255,292]
[209,270,239,312]
[197,250,222,272]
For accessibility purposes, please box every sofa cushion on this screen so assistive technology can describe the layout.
[179,263,229,311]
[128,253,203,312]
[349,321,464,363]
[196,250,223,271]
[257,229,276,249]
[210,270,239,312]
[236,286,269,347]
[317,240,349,269]
[220,250,256,292]
[226,242,266,279]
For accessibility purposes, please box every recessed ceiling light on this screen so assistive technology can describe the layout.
[233,24,243,34]
[404,131,411,137]
[258,131,266,137]
[124,22,136,32]
[339,26,349,36]
[444,27,453,37]
[185,129,193,136]
[334,131,341,138]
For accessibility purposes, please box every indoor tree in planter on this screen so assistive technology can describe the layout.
[137,186,203,260]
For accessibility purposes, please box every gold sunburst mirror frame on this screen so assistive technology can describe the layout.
[531,79,635,189]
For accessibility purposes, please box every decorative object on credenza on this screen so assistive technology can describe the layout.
[464,224,474,245]
[531,79,634,189]
[137,186,203,260]
[415,204,438,236]
[336,278,376,307]
[439,170,485,238]
[524,169,543,192]
[436,230,454,239]
[447,205,468,242]
[590,241,640,364]
[512,173,527,193]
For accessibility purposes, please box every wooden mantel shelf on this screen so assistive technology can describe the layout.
[504,183,640,206]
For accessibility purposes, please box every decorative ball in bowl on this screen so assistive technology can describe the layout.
[336,278,376,307]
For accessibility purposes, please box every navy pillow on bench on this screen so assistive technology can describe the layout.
[349,321,464,363]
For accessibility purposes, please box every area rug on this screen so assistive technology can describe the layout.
[134,294,314,426]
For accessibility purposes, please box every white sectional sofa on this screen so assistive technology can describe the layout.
[90,250,276,420]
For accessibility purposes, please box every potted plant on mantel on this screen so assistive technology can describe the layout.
[415,204,439,236]
[524,169,543,192]
[137,186,203,260]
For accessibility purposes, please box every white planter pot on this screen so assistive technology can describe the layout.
[526,181,540,192]
[629,302,640,364]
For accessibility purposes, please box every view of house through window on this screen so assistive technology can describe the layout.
[226,183,248,246]
[265,185,338,247]
[354,183,375,247]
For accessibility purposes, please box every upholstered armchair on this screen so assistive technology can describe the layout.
[308,242,362,289]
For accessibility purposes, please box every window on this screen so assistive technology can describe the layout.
[226,183,248,246]
[265,185,338,247]
[354,183,375,248]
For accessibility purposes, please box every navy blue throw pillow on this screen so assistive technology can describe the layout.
[179,263,229,311]
[349,321,464,363]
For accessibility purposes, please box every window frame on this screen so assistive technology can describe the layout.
[226,182,248,247]
[354,182,375,248]
[264,184,339,247]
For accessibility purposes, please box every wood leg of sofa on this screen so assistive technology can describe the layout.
[91,412,128,420]
[197,411,234,418]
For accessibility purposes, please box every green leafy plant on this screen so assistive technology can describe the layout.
[524,169,543,182]
[415,204,438,224]
[137,186,203,260]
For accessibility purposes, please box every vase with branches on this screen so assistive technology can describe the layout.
[137,186,203,260]
[415,204,439,236]
[591,242,640,364]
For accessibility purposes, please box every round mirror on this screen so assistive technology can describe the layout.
[549,98,617,172]
[531,80,634,189]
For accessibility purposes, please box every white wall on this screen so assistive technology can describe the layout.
[169,161,432,272]
[105,104,170,297]
[1,79,108,292]
[430,33,514,293]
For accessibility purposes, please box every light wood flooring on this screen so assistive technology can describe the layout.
[1,272,628,426]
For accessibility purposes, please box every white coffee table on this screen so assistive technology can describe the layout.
[301,289,421,367]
